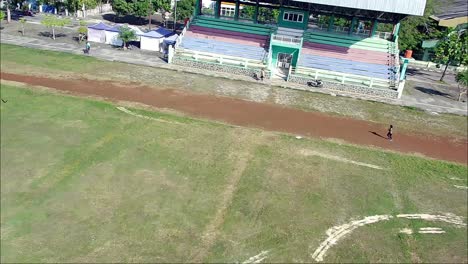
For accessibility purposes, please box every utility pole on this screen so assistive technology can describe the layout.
[174,0,177,30]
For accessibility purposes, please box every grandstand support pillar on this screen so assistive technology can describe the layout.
[400,58,409,81]
[393,22,401,41]
[327,15,335,32]
[194,0,201,16]
[215,0,221,18]
[370,19,378,37]
[349,17,357,35]
[234,0,240,21]
[254,0,259,23]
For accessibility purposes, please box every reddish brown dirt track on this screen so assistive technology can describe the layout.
[2,72,467,164]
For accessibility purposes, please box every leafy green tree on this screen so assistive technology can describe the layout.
[435,30,468,81]
[41,15,71,40]
[174,0,195,21]
[455,69,468,101]
[77,20,87,42]
[65,0,98,13]
[132,0,150,21]
[112,0,170,25]
[112,0,132,17]
[0,10,5,22]
[398,0,444,53]
[240,6,278,23]
[19,17,26,35]
[118,25,136,49]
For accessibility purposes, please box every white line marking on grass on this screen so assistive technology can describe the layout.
[116,107,178,124]
[396,214,467,227]
[419,227,443,231]
[418,227,445,234]
[300,150,386,170]
[399,228,413,234]
[311,215,393,262]
[449,177,465,181]
[312,213,466,262]
[419,230,445,234]
[242,250,269,264]
[454,185,468,190]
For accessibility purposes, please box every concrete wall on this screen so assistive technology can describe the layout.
[288,74,398,99]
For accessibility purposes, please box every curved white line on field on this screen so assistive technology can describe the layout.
[454,185,468,190]
[311,213,467,262]
[116,106,179,124]
[242,250,269,264]
[311,215,393,262]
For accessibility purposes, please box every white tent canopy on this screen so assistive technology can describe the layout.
[87,22,113,43]
[140,27,174,52]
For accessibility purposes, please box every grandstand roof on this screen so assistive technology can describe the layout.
[290,0,427,16]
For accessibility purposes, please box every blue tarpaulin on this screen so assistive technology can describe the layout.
[88,22,113,31]
[141,27,174,38]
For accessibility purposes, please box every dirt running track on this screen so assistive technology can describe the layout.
[2,72,467,164]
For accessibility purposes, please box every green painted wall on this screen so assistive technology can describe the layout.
[269,45,301,69]
[278,8,309,29]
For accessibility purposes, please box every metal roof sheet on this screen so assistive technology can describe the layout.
[291,0,427,16]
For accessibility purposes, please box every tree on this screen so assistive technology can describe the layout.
[65,0,98,13]
[77,20,87,42]
[41,15,71,40]
[118,25,136,49]
[0,10,5,22]
[19,17,26,35]
[111,0,132,17]
[434,30,468,81]
[455,69,468,101]
[241,6,279,23]
[174,0,195,22]
[398,0,444,53]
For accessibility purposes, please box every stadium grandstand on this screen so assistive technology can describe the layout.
[171,0,427,97]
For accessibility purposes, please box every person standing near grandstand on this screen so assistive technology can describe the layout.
[387,125,393,141]
[260,68,265,82]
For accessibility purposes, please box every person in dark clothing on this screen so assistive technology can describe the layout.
[387,125,393,141]
[260,68,265,81]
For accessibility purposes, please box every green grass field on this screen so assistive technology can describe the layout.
[1,84,467,263]
[1,44,467,139]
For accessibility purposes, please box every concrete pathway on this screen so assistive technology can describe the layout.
[1,31,467,116]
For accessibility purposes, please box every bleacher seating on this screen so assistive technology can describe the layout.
[191,16,272,36]
[298,54,391,79]
[179,16,272,61]
[301,30,397,80]
[180,37,266,60]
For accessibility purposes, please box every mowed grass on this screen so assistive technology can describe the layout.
[1,43,467,139]
[1,84,467,263]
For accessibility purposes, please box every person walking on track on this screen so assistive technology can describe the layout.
[260,68,265,82]
[387,125,393,141]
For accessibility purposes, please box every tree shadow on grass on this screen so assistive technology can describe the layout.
[414,86,452,98]
[38,31,67,39]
